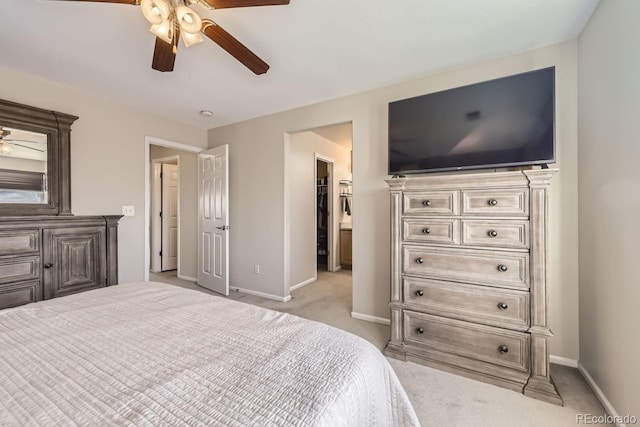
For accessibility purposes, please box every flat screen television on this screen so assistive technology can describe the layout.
[388,67,555,174]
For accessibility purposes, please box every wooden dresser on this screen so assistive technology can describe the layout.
[384,169,562,405]
[0,216,121,310]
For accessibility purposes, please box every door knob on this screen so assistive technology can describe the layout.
[43,263,53,269]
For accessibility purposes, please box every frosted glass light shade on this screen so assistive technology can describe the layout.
[150,19,173,44]
[182,30,204,47]
[175,5,202,34]
[141,0,170,25]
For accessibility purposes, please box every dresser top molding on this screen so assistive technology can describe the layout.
[0,215,123,230]
[386,168,558,191]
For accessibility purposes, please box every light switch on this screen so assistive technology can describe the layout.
[122,205,135,217]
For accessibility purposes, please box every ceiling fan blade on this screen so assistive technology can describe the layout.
[152,34,178,72]
[201,0,289,9]
[201,20,269,75]
[46,0,140,4]
[4,142,46,152]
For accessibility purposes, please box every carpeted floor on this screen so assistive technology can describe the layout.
[150,269,612,427]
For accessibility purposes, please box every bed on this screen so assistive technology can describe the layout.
[0,281,419,426]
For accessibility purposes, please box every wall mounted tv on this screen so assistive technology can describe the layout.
[388,67,555,175]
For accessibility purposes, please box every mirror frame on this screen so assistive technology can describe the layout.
[0,99,78,216]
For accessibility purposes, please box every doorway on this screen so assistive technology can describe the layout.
[315,157,332,272]
[151,157,179,273]
[285,122,353,295]
[144,137,202,283]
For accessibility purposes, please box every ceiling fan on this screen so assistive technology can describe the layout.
[0,128,46,155]
[50,0,290,75]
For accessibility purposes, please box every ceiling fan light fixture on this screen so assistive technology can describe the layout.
[141,0,170,25]
[175,5,202,34]
[182,30,204,47]
[150,19,174,44]
[0,143,13,155]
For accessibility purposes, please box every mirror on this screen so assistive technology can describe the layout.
[0,127,48,204]
[0,98,78,216]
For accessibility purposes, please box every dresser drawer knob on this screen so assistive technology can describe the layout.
[43,263,53,269]
[497,264,508,272]
[422,228,431,234]
[497,302,508,310]
[416,258,424,264]
[415,290,424,297]
[417,327,425,334]
[422,200,431,206]
[488,199,498,206]
[488,230,498,237]
[498,345,509,354]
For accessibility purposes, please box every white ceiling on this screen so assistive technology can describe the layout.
[0,0,598,129]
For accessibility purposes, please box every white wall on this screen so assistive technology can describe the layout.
[149,145,199,280]
[0,66,207,283]
[578,0,640,418]
[208,41,580,359]
[287,131,351,289]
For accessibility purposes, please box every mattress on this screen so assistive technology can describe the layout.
[0,282,420,426]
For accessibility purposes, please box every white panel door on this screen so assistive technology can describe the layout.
[161,164,179,271]
[198,145,229,295]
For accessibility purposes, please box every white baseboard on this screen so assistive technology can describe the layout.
[351,312,391,326]
[333,266,342,272]
[230,286,291,302]
[550,355,579,368]
[578,362,628,427]
[177,274,197,282]
[290,277,316,292]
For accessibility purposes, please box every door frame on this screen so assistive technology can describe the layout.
[144,136,202,282]
[150,155,179,273]
[314,153,335,274]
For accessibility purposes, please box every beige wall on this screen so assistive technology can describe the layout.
[578,0,640,418]
[0,66,207,283]
[287,131,351,289]
[209,41,580,359]
[149,145,199,280]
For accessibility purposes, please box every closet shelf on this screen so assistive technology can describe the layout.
[340,193,353,197]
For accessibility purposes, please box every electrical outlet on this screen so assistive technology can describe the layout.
[122,205,135,217]
[254,264,260,274]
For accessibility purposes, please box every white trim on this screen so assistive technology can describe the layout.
[283,134,291,295]
[230,286,292,302]
[577,363,628,427]
[290,276,317,291]
[334,266,342,272]
[177,274,197,282]
[150,162,162,273]
[550,355,579,368]
[144,136,202,282]
[351,312,391,326]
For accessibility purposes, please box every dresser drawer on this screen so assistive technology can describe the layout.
[403,190,459,215]
[403,218,460,245]
[0,255,40,285]
[404,311,530,372]
[0,280,42,310]
[461,189,529,216]
[0,230,40,256]
[404,277,530,330]
[462,220,529,249]
[403,246,529,289]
